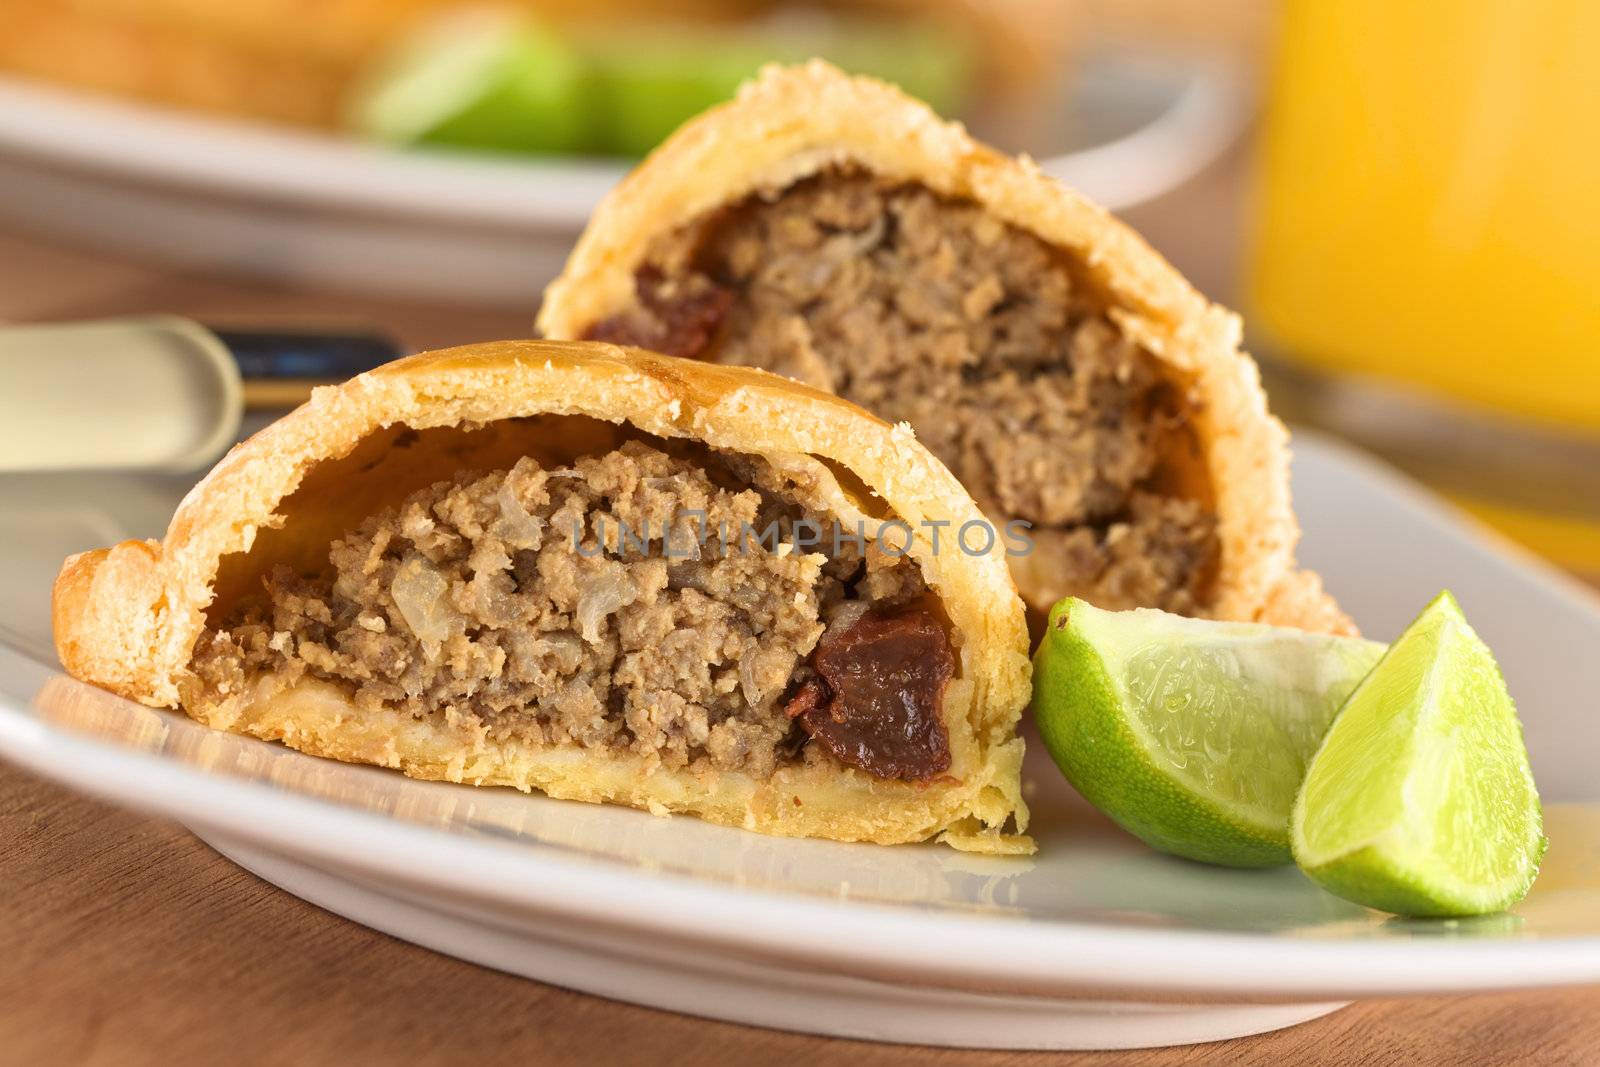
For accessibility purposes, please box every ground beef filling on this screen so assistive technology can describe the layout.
[583,170,1219,613]
[188,440,952,780]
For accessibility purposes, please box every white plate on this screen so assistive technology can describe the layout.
[0,58,1245,306]
[3,432,1599,1051]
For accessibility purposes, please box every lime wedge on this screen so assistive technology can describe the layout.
[350,10,589,155]
[1291,592,1545,916]
[1033,598,1387,867]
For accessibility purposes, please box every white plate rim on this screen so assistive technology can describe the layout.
[3,638,1599,1002]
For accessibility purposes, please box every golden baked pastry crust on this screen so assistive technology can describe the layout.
[538,60,1351,635]
[53,341,1034,853]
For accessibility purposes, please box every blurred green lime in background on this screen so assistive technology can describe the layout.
[350,9,974,159]
[352,10,590,155]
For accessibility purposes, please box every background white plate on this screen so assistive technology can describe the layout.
[0,57,1245,306]
[2,431,1598,1051]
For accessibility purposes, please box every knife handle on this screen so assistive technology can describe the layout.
[0,316,404,472]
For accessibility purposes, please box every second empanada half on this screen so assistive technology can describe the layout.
[539,61,1350,634]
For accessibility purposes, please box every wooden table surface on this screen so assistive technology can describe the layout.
[3,218,1597,1066]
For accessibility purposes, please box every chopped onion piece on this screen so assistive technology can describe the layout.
[576,567,638,642]
[537,632,586,673]
[390,556,462,656]
[495,480,544,549]
[667,515,703,561]
[738,653,761,706]
[821,599,873,645]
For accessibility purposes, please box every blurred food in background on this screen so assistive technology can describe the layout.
[0,1,1254,311]
[5,0,1597,583]
[0,0,1075,157]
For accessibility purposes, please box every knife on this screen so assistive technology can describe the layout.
[0,315,403,472]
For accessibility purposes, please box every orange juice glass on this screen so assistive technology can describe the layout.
[1249,0,1600,432]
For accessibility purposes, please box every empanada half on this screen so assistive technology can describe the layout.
[539,60,1350,634]
[53,342,1034,853]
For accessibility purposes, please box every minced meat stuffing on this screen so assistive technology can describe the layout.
[583,169,1218,614]
[188,440,936,779]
